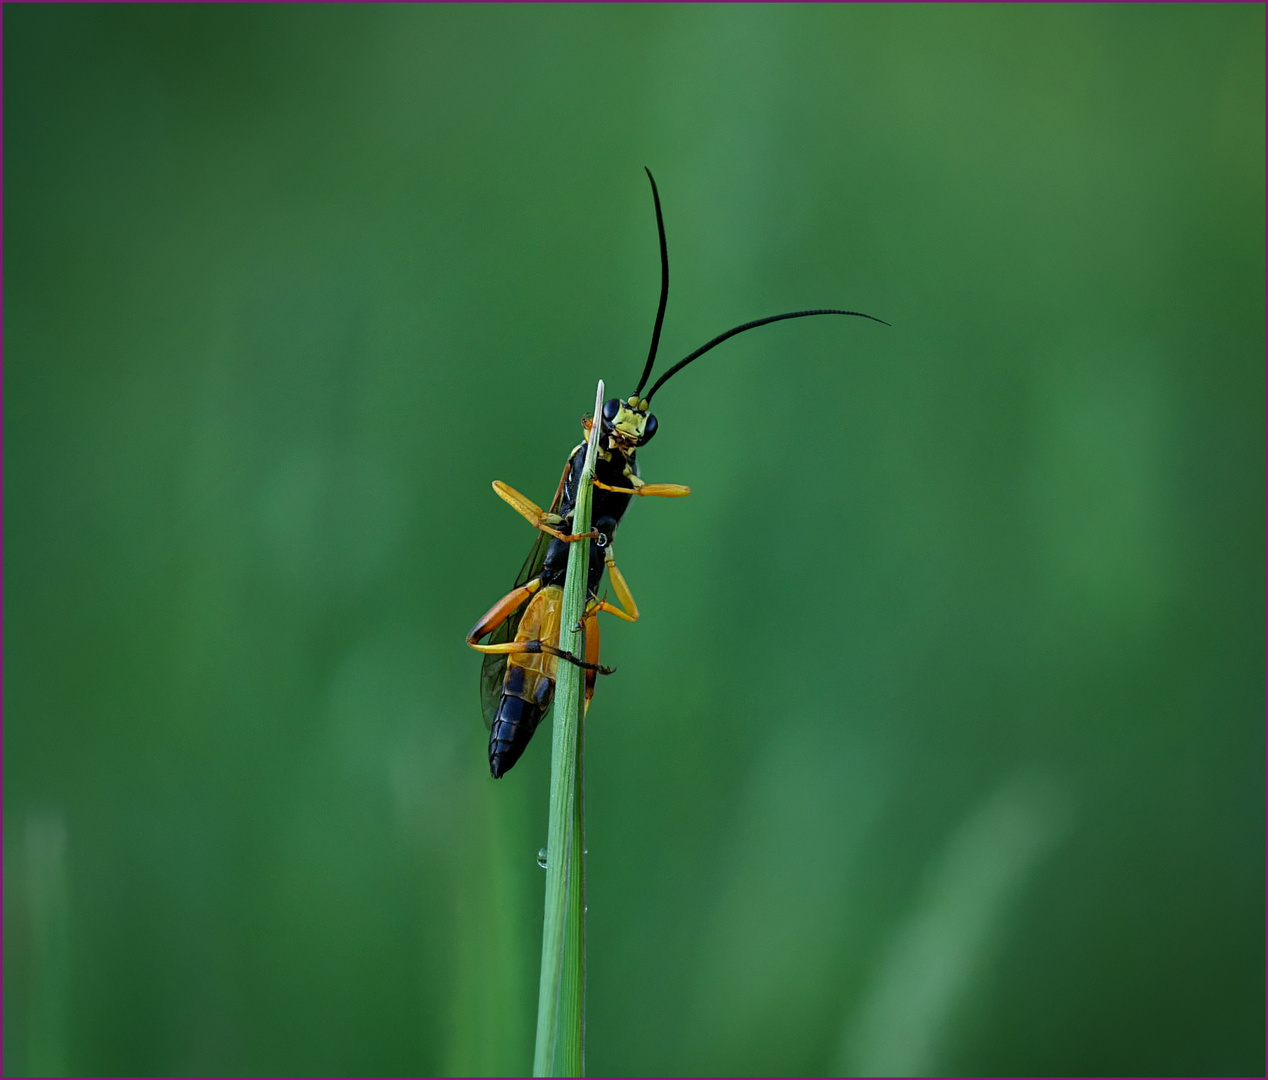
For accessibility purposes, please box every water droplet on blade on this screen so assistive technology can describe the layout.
[536,846,548,869]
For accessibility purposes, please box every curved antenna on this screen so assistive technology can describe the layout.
[645,308,890,402]
[632,167,670,398]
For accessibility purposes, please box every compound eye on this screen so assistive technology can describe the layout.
[601,398,621,426]
[640,413,658,445]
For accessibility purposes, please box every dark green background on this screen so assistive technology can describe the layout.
[5,4,1263,1076]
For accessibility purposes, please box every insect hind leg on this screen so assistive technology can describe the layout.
[467,579,541,648]
[529,639,615,676]
[472,636,613,675]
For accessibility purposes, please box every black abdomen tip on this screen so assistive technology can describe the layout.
[488,695,545,778]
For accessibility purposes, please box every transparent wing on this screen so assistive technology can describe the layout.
[478,527,551,730]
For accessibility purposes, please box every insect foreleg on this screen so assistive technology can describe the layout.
[636,482,691,497]
[492,480,599,542]
[592,478,691,498]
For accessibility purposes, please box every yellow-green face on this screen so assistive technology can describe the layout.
[611,396,650,444]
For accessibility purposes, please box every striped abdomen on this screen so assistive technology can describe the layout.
[489,585,562,778]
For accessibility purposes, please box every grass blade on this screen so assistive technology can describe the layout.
[532,379,603,1077]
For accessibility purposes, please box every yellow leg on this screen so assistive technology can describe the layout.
[492,480,598,543]
[577,551,638,711]
[585,548,639,623]
[468,640,531,655]
[593,479,691,498]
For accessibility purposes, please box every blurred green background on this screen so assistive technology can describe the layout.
[4,4,1263,1076]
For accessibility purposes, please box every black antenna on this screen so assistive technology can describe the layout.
[632,167,670,398]
[644,308,890,402]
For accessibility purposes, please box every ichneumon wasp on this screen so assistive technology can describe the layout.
[467,168,887,778]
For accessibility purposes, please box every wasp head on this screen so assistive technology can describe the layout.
[601,395,658,448]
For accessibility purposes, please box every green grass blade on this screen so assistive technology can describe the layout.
[555,724,586,1076]
[532,379,602,1077]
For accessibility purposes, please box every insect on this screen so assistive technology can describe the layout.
[467,169,887,778]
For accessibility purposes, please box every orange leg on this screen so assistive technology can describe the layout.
[583,610,601,714]
[492,480,598,543]
[550,446,584,511]
[468,579,612,673]
[467,578,541,649]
